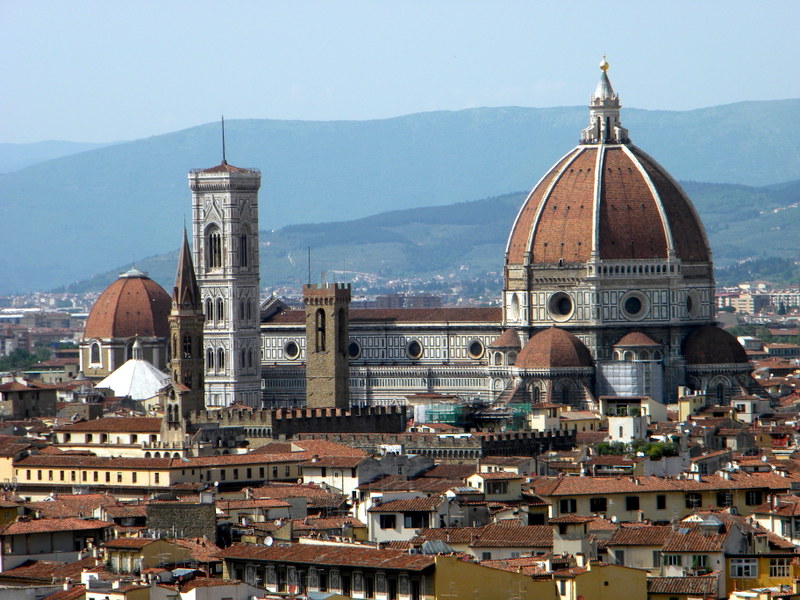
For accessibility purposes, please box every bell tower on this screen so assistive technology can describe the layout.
[167,229,205,415]
[189,158,262,408]
[303,283,351,409]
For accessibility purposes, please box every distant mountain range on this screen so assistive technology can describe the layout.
[0,140,118,173]
[3,99,800,294]
[55,178,800,296]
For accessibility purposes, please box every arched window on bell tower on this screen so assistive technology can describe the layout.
[206,225,222,270]
[216,298,224,322]
[315,309,326,352]
[183,335,192,359]
[239,231,248,267]
[205,298,213,321]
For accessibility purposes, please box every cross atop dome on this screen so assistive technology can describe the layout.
[580,57,629,145]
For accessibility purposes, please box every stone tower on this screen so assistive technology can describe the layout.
[303,283,351,409]
[189,160,262,407]
[167,228,205,415]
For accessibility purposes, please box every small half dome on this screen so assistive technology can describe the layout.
[516,327,593,369]
[683,325,749,365]
[614,332,661,347]
[489,329,522,350]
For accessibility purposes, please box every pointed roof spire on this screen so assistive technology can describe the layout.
[173,228,202,310]
[580,57,629,145]
[221,115,227,165]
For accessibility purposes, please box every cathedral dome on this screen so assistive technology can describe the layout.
[682,325,749,365]
[83,268,171,339]
[515,327,593,369]
[505,63,710,268]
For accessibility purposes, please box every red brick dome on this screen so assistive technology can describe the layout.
[682,325,749,365]
[83,268,171,339]
[505,144,710,266]
[614,332,661,347]
[515,327,593,369]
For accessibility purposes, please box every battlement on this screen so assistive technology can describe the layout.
[188,404,407,437]
[303,283,352,304]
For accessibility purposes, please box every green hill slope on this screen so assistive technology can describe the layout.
[5,100,800,293]
[55,179,800,295]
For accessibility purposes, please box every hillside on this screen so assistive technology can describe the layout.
[54,179,800,295]
[4,99,800,294]
[0,140,116,173]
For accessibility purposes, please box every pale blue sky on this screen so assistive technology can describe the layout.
[2,1,798,143]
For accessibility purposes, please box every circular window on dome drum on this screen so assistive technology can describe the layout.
[547,292,574,322]
[686,290,701,319]
[620,291,649,321]
[348,340,361,360]
[284,340,300,360]
[467,340,485,360]
[406,340,423,360]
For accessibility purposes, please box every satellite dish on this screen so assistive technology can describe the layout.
[264,536,274,546]
[213,481,220,487]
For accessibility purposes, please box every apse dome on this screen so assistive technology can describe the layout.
[682,325,749,365]
[83,268,171,340]
[515,327,593,370]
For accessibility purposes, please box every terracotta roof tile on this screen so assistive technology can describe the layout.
[647,576,718,595]
[83,272,171,339]
[0,517,113,535]
[218,542,435,571]
[515,327,593,369]
[368,497,442,513]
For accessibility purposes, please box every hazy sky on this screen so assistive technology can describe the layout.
[3,1,798,144]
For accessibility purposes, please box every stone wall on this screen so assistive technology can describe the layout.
[146,502,216,542]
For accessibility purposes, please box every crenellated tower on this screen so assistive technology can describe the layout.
[189,159,262,407]
[303,283,351,409]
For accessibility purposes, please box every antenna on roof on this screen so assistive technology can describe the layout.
[307,246,311,285]
[221,115,227,165]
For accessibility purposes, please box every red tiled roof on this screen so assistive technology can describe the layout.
[683,325,748,365]
[215,498,291,510]
[102,537,159,549]
[266,307,501,325]
[614,332,661,347]
[300,456,369,468]
[647,576,718,595]
[422,464,478,480]
[0,517,113,535]
[488,329,521,350]
[607,525,673,546]
[368,497,442,513]
[472,472,524,481]
[172,537,223,563]
[515,327,593,369]
[412,524,553,549]
[219,542,435,571]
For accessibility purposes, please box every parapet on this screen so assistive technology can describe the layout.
[303,283,352,304]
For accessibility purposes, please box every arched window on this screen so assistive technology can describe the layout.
[217,348,225,371]
[90,342,101,364]
[239,233,248,267]
[248,349,253,368]
[205,298,213,321]
[240,349,246,369]
[315,309,326,352]
[216,298,224,322]
[532,386,541,404]
[183,335,192,359]
[183,372,192,388]
[639,350,649,360]
[206,226,222,269]
[206,348,214,371]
